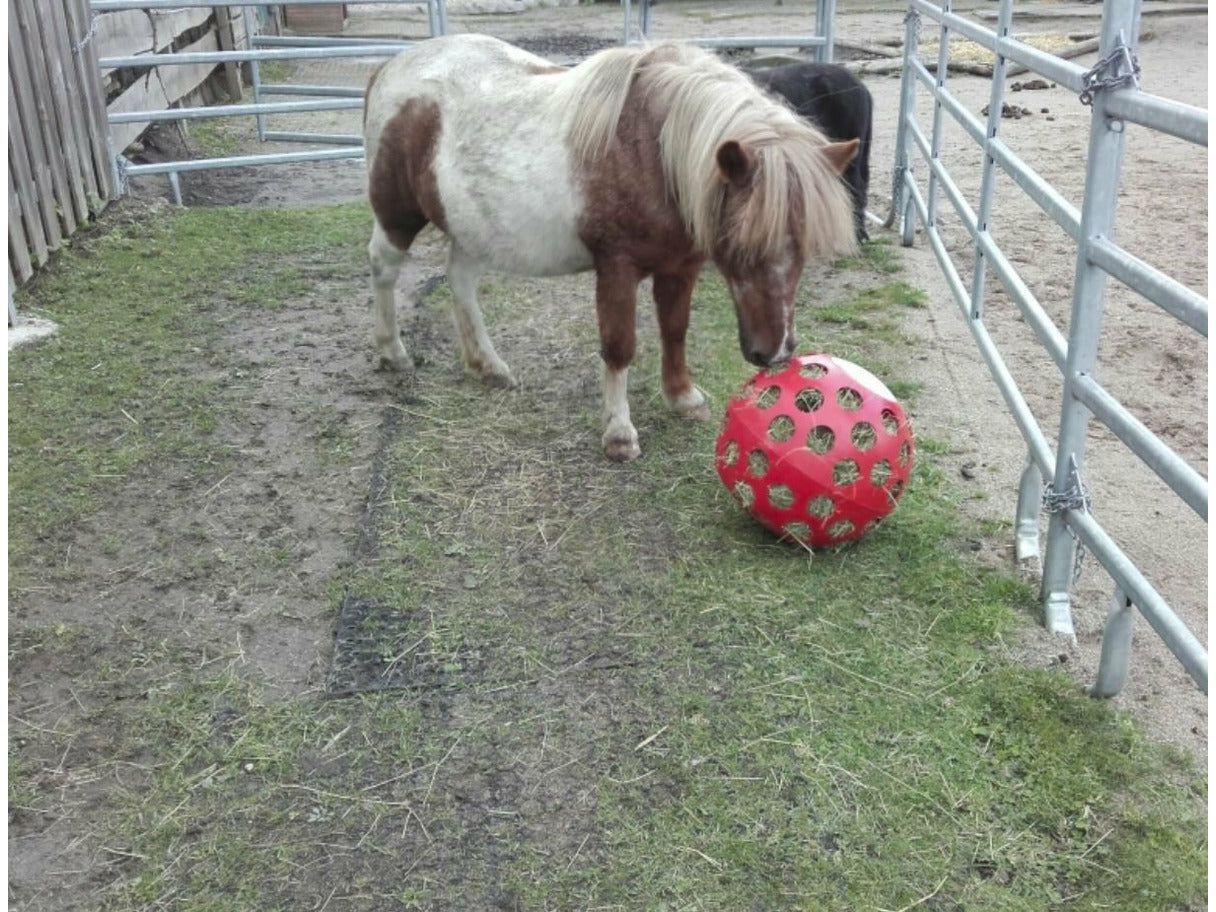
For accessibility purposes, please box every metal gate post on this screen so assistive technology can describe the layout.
[1091,588,1134,697]
[639,0,652,39]
[819,0,836,63]
[622,0,632,44]
[1040,0,1144,637]
[435,0,448,36]
[242,6,266,141]
[924,0,952,228]
[892,6,921,246]
[968,0,1013,321]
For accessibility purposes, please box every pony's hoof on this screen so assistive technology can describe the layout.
[481,367,519,390]
[667,386,711,421]
[605,438,642,462]
[603,426,641,462]
[376,353,414,374]
[375,341,412,373]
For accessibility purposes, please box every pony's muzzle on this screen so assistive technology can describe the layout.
[742,333,797,368]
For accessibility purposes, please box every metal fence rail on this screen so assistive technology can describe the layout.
[891,0,1208,695]
[89,0,448,200]
[623,0,836,62]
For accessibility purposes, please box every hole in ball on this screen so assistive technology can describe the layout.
[836,387,863,411]
[783,521,811,541]
[794,388,824,413]
[800,362,828,379]
[807,495,835,519]
[755,385,781,409]
[768,415,795,443]
[722,440,740,467]
[834,459,861,486]
[881,409,900,436]
[733,481,755,508]
[747,450,769,477]
[899,440,911,467]
[827,519,855,539]
[851,421,878,452]
[890,480,905,500]
[870,459,892,486]
[768,484,795,510]
[806,426,835,455]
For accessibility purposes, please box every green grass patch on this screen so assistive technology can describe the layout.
[188,120,241,157]
[8,203,370,584]
[836,237,902,275]
[9,206,1205,910]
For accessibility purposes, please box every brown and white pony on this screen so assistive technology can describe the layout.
[364,35,858,461]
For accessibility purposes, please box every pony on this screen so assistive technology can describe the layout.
[363,35,858,461]
[748,62,874,242]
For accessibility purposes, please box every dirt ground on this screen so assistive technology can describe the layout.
[154,0,1208,751]
[9,1,1207,908]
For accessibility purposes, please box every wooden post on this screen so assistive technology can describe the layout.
[213,6,244,101]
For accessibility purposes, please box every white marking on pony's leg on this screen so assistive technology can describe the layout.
[368,224,411,372]
[602,362,640,462]
[664,385,710,421]
[447,245,516,389]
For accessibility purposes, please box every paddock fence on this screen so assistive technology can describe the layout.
[8,0,114,287]
[890,0,1208,695]
[8,0,259,292]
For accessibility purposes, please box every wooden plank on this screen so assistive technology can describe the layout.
[64,0,114,205]
[44,0,102,215]
[9,166,34,282]
[8,133,49,266]
[30,0,91,225]
[8,2,64,250]
[8,85,50,266]
[12,0,78,236]
[95,6,213,60]
[106,30,221,154]
[213,6,243,101]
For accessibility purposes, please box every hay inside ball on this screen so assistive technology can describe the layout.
[715,354,915,548]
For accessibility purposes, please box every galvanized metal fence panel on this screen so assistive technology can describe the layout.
[891,0,1208,694]
[623,0,836,61]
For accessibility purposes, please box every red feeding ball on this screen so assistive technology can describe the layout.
[715,353,914,548]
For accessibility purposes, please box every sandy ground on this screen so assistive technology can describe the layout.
[151,0,1210,754]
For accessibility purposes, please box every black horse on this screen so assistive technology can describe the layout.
[750,63,873,242]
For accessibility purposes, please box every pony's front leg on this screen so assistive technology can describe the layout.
[596,262,641,462]
[368,223,412,372]
[654,265,710,421]
[448,245,516,389]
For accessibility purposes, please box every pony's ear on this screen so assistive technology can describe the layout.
[716,140,756,188]
[822,138,861,176]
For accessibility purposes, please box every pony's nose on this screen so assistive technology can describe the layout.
[746,347,770,367]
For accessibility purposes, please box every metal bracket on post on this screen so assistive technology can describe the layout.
[1040,454,1089,640]
[1091,588,1134,697]
[1014,454,1042,564]
[1079,35,1141,106]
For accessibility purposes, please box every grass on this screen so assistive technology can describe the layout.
[8,202,370,585]
[8,204,1206,910]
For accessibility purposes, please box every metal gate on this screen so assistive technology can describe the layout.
[622,0,837,62]
[891,0,1208,694]
[89,0,448,199]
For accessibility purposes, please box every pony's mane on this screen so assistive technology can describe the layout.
[551,43,856,262]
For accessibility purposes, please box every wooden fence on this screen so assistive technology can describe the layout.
[8,1,250,288]
[8,0,114,285]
